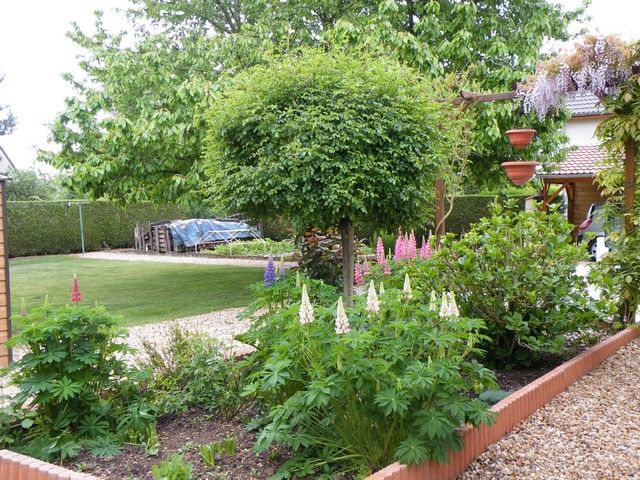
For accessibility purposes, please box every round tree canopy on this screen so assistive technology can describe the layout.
[204,49,466,232]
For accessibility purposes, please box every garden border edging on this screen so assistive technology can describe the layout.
[366,326,640,480]
[0,449,99,479]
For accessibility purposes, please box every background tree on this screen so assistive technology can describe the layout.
[0,73,16,136]
[204,49,469,299]
[5,169,68,201]
[43,0,583,204]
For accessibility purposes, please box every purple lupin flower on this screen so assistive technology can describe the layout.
[264,255,276,287]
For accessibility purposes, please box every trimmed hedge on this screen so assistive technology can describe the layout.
[445,194,529,235]
[7,201,191,257]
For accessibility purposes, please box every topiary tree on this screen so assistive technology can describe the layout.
[204,49,468,300]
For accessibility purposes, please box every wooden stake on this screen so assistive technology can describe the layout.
[435,177,445,242]
[339,218,354,305]
[624,140,636,235]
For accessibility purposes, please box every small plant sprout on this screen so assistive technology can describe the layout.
[402,274,412,300]
[439,292,449,318]
[299,284,314,325]
[199,443,216,468]
[379,282,385,295]
[71,274,83,304]
[335,297,351,335]
[295,270,301,288]
[222,436,237,455]
[366,280,380,315]
[264,255,276,287]
[429,290,438,311]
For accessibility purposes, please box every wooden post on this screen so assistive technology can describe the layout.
[339,218,354,305]
[435,177,445,242]
[0,177,11,367]
[624,140,636,235]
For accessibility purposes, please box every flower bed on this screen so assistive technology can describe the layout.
[366,327,640,480]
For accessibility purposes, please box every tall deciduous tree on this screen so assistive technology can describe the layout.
[43,0,583,203]
[0,74,16,136]
[203,49,469,298]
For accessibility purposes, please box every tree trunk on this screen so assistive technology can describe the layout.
[339,218,354,305]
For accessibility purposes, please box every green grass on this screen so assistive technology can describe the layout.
[10,256,262,330]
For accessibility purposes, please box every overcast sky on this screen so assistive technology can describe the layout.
[0,0,639,171]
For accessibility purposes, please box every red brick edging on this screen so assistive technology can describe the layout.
[0,449,99,479]
[367,327,640,480]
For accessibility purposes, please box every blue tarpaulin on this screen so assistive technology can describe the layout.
[170,219,256,249]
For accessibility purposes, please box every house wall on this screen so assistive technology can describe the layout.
[564,117,601,146]
[571,180,605,226]
[0,179,10,367]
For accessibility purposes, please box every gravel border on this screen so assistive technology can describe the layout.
[76,250,295,268]
[459,338,640,480]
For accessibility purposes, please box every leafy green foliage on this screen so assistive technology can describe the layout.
[198,437,237,467]
[206,239,295,257]
[151,453,193,480]
[1,306,155,461]
[7,200,190,257]
[241,283,497,477]
[204,48,467,233]
[5,170,70,201]
[478,390,512,406]
[432,200,613,367]
[141,326,249,418]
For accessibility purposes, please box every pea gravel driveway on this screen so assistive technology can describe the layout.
[459,338,640,480]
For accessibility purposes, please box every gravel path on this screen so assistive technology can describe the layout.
[459,338,640,480]
[77,250,295,268]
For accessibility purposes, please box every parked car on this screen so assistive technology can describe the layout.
[577,203,620,260]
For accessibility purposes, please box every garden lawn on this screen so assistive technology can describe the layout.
[10,255,262,330]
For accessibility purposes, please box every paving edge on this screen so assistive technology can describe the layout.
[0,449,100,479]
[366,326,640,480]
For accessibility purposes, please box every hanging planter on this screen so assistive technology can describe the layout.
[501,161,539,186]
[505,129,537,149]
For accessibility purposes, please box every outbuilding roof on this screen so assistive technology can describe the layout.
[565,91,605,117]
[539,145,608,179]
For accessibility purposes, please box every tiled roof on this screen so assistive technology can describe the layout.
[540,145,608,177]
[565,91,604,117]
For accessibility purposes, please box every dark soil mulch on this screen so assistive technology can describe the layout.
[70,408,287,480]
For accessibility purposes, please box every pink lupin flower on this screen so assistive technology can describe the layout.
[408,230,417,259]
[354,264,365,285]
[420,236,428,259]
[383,260,391,275]
[71,274,83,304]
[424,233,433,259]
[376,236,385,265]
[363,259,371,275]
[394,231,404,261]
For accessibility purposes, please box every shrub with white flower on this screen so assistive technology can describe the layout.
[402,274,412,300]
[366,280,380,315]
[429,290,438,311]
[334,297,351,335]
[447,292,460,318]
[299,284,314,325]
[439,292,449,318]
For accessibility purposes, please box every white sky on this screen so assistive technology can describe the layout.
[0,0,639,171]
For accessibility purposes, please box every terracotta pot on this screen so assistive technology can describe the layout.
[501,161,539,186]
[505,129,536,149]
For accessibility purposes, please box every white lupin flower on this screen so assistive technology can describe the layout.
[439,292,449,318]
[428,290,438,311]
[366,280,380,315]
[299,284,314,325]
[447,292,460,318]
[403,274,413,299]
[295,271,301,288]
[379,282,385,295]
[335,296,351,335]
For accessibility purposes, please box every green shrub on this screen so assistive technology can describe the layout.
[240,283,497,477]
[444,194,529,235]
[151,453,193,480]
[7,200,191,257]
[433,200,613,367]
[1,305,154,461]
[141,326,249,418]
